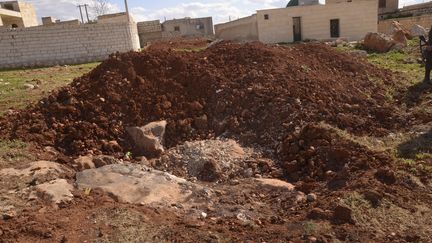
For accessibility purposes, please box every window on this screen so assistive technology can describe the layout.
[264,14,269,20]
[3,4,14,10]
[174,26,180,31]
[196,23,204,30]
[330,19,340,38]
[11,24,18,28]
[379,0,386,8]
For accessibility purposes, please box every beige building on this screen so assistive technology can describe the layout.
[326,0,398,15]
[0,0,37,28]
[216,0,377,43]
[137,17,214,47]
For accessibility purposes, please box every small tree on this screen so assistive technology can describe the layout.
[92,0,110,17]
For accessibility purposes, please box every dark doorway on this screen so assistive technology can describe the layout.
[293,17,302,42]
[330,19,340,38]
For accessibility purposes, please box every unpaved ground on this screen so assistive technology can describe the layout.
[0,40,432,242]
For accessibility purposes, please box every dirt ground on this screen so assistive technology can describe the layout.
[0,39,432,243]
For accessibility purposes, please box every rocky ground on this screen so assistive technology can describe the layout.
[0,40,431,242]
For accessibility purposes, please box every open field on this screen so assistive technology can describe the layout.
[0,63,99,114]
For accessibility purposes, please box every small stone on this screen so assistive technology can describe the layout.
[307,193,317,202]
[126,121,167,157]
[201,212,208,219]
[2,211,16,220]
[308,236,317,242]
[307,208,330,220]
[333,205,354,224]
[23,83,35,90]
[295,191,307,203]
[74,155,95,171]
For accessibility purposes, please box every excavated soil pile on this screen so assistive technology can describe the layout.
[0,42,404,157]
[279,124,394,188]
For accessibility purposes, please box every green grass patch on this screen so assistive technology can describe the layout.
[0,62,99,113]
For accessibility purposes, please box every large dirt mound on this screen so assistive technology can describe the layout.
[0,42,404,157]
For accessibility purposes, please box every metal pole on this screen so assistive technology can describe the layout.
[84,4,90,23]
[78,5,84,23]
[124,0,130,22]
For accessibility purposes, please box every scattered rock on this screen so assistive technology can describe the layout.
[411,24,427,37]
[364,32,396,53]
[76,164,204,207]
[194,114,208,130]
[306,193,317,202]
[2,211,16,220]
[160,139,252,181]
[92,155,118,168]
[349,50,368,57]
[126,120,167,157]
[73,155,95,171]
[363,190,382,207]
[256,178,295,191]
[333,205,354,224]
[392,30,408,47]
[35,179,74,205]
[375,168,397,185]
[23,83,35,90]
[307,208,330,220]
[0,161,74,184]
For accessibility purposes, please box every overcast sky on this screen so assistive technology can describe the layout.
[17,0,429,24]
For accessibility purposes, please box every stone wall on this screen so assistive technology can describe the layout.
[214,15,259,41]
[378,15,432,34]
[137,20,162,46]
[0,21,140,69]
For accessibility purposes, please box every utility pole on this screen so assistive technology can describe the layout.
[78,5,84,23]
[84,4,90,23]
[124,0,130,22]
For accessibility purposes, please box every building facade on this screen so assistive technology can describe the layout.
[0,0,38,28]
[215,0,377,43]
[137,17,214,47]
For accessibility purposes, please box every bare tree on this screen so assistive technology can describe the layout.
[91,0,110,17]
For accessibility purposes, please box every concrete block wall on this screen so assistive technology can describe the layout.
[378,15,432,34]
[214,15,259,41]
[0,21,140,69]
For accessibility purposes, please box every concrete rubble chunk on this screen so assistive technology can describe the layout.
[126,120,167,157]
[76,164,203,207]
[35,179,74,205]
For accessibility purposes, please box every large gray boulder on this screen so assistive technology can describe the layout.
[126,120,167,157]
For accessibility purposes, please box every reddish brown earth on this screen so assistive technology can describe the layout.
[0,42,404,157]
[1,41,432,242]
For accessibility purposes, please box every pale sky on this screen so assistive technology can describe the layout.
[14,0,430,24]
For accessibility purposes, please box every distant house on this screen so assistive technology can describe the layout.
[137,17,214,47]
[326,0,399,20]
[215,0,377,43]
[0,0,38,28]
